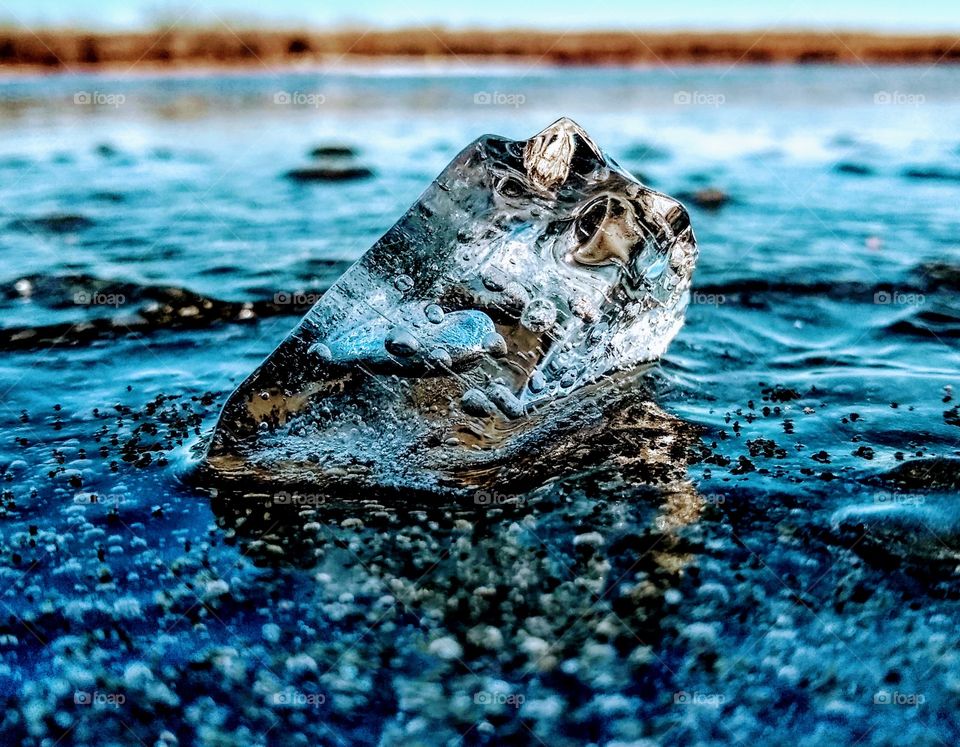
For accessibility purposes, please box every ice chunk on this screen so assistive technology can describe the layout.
[202,118,698,496]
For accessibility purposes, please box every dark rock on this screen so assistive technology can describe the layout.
[834,162,875,176]
[869,458,960,491]
[285,166,374,183]
[902,167,960,182]
[677,187,730,210]
[9,214,95,233]
[945,405,960,427]
[731,456,756,474]
[832,499,960,572]
[309,145,358,158]
[94,143,119,158]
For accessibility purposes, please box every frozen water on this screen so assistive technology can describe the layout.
[203,117,697,495]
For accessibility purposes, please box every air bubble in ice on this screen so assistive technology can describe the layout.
[521,298,558,333]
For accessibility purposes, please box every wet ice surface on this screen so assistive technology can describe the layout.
[0,66,958,744]
[203,117,697,497]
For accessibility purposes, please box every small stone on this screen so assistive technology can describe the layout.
[628,645,655,667]
[123,662,154,688]
[664,588,682,605]
[680,622,717,647]
[520,636,550,658]
[573,531,604,548]
[204,579,230,598]
[309,144,357,158]
[262,623,282,644]
[428,636,463,660]
[285,165,374,182]
[467,625,504,650]
[778,665,801,685]
[680,187,729,210]
[462,389,496,417]
[285,653,318,675]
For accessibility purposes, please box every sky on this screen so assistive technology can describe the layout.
[3,0,959,31]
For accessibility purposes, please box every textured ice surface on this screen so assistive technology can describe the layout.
[203,118,697,495]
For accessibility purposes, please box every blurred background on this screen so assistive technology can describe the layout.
[7,0,960,31]
[0,2,958,746]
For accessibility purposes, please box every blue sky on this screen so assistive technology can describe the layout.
[4,0,959,31]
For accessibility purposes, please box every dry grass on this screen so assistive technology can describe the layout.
[0,27,959,71]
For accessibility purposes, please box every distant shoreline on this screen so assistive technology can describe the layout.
[0,28,958,72]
